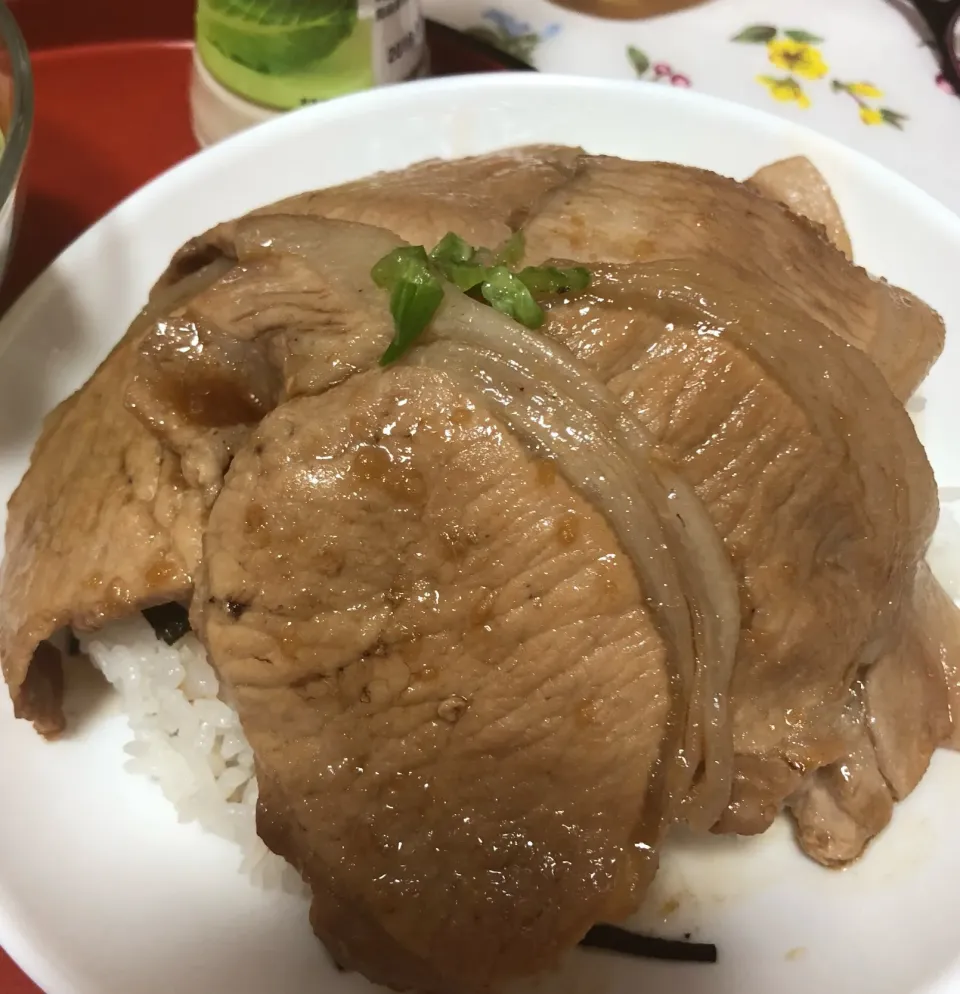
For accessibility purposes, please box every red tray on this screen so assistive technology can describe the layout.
[0,3,518,989]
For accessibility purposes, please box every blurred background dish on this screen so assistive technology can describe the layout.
[433,0,960,216]
[548,0,704,17]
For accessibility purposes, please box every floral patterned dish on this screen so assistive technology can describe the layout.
[424,0,960,212]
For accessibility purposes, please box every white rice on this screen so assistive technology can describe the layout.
[80,616,306,895]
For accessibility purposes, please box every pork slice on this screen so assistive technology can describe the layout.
[786,687,894,867]
[126,314,280,504]
[158,145,582,292]
[747,155,853,260]
[520,156,943,401]
[0,264,225,734]
[127,217,405,501]
[785,565,955,866]
[193,365,673,993]
[864,563,954,796]
[539,259,939,841]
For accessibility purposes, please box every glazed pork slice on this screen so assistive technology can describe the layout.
[520,155,944,402]
[788,563,955,864]
[147,219,732,986]
[256,144,582,247]
[747,155,853,259]
[862,563,956,797]
[158,145,581,291]
[2,215,393,730]
[193,365,674,993]
[786,685,893,867]
[130,214,739,830]
[537,258,948,850]
[0,263,227,734]
[127,217,404,502]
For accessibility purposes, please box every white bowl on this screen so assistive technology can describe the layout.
[1,73,959,994]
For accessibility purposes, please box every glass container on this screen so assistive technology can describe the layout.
[0,0,32,286]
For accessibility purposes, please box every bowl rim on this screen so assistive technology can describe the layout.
[0,0,32,197]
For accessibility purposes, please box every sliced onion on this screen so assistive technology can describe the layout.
[407,290,740,829]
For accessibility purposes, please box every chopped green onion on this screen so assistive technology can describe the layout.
[430,232,476,267]
[517,265,591,295]
[480,266,545,329]
[430,234,493,291]
[494,230,525,267]
[373,246,445,365]
[441,263,491,292]
[371,244,433,290]
[379,279,445,365]
[372,234,590,362]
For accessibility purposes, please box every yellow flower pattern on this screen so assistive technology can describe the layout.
[833,79,907,129]
[766,39,828,80]
[846,82,883,99]
[757,75,811,109]
[732,25,907,128]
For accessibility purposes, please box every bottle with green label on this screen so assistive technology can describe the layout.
[191,0,427,143]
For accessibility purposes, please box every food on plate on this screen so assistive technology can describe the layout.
[747,154,853,259]
[1,145,958,993]
[0,267,223,736]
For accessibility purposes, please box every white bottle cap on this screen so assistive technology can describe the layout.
[189,48,283,148]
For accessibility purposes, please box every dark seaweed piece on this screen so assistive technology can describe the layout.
[580,924,718,964]
[142,603,191,646]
